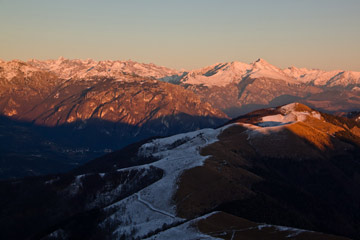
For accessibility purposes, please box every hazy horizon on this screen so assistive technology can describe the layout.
[1,0,360,71]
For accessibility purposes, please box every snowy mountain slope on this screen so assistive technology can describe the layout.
[180,61,251,87]
[100,125,232,239]
[283,66,360,87]
[180,59,296,87]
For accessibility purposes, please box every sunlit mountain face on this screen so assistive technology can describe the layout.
[0,58,227,179]
[0,103,359,239]
[176,58,360,117]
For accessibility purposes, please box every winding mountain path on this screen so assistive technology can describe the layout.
[135,193,176,218]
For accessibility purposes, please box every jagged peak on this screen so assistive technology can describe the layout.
[254,58,268,64]
[0,59,29,68]
[57,56,66,61]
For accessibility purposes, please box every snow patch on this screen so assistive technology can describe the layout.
[98,173,106,178]
[245,104,321,138]
[44,177,60,185]
[257,224,310,237]
[144,212,221,240]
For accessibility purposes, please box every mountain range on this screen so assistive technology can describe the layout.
[2,57,359,121]
[0,58,359,179]
[1,103,359,239]
[177,58,360,116]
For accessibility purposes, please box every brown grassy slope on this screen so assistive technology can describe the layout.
[174,105,360,238]
[174,125,261,219]
[174,121,340,219]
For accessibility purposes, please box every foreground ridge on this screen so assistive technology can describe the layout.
[0,103,359,239]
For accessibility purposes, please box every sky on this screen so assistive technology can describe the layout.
[1,0,360,71]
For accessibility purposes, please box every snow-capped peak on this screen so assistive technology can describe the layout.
[181,58,297,87]
[180,61,251,87]
[249,58,294,82]
[23,58,182,80]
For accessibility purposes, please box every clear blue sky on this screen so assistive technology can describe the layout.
[1,0,359,71]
